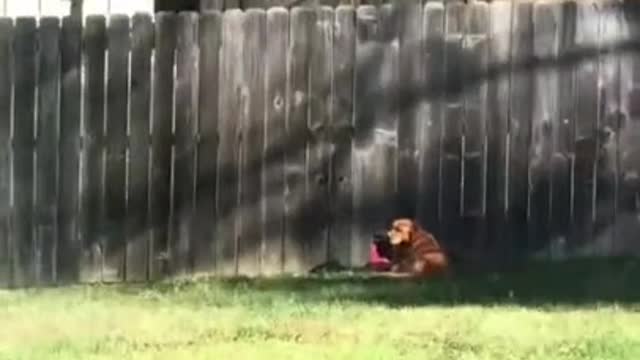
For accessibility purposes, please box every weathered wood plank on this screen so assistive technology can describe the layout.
[172,12,199,276]
[417,2,444,237]
[594,1,625,255]
[194,10,221,275]
[329,5,354,267]
[237,8,266,275]
[572,0,600,256]
[12,17,37,287]
[81,15,107,282]
[352,5,387,266]
[440,1,464,256]
[262,7,288,275]
[58,16,82,284]
[283,7,313,272]
[550,0,576,259]
[35,17,61,285]
[507,1,534,264]
[150,12,176,279]
[126,13,153,282]
[462,1,489,258]
[529,1,560,259]
[104,15,130,282]
[305,6,332,270]
[217,9,244,275]
[486,0,512,262]
[618,1,640,257]
[0,18,12,287]
[376,2,399,229]
[397,1,422,219]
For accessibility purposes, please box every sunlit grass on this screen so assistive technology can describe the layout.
[2,258,640,359]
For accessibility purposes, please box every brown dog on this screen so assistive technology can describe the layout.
[386,218,449,278]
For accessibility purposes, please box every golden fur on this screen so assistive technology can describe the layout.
[386,218,449,278]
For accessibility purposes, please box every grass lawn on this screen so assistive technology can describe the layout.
[2,258,640,360]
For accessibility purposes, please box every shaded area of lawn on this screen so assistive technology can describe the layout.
[3,258,640,360]
[111,256,640,309]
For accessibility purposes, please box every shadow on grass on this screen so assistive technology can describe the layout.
[109,257,640,309]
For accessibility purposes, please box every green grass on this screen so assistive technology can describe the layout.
[2,258,640,359]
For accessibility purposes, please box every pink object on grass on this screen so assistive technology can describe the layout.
[368,243,392,272]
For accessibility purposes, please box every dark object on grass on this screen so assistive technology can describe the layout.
[309,234,394,274]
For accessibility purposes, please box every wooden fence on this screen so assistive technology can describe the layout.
[0,0,639,287]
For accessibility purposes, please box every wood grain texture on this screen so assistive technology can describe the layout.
[594,0,625,255]
[12,17,37,287]
[0,18,11,287]
[417,2,444,238]
[397,1,422,219]
[262,7,288,274]
[217,9,244,275]
[194,10,221,275]
[58,16,82,284]
[150,12,176,279]
[329,5,355,267]
[104,15,130,282]
[440,1,464,256]
[529,1,560,258]
[572,0,599,256]
[35,17,61,285]
[172,12,199,276]
[462,1,489,258]
[305,6,333,270]
[550,0,576,259]
[283,7,312,272]
[126,13,153,281]
[507,1,534,264]
[81,15,107,282]
[238,8,266,276]
[486,0,512,262]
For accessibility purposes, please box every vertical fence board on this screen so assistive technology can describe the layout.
[126,13,153,282]
[150,12,176,279]
[58,16,82,284]
[397,1,422,219]
[353,5,380,266]
[284,7,312,272]
[596,1,624,255]
[35,17,61,285]
[529,2,560,259]
[0,18,11,286]
[104,15,130,282]
[551,0,576,258]
[172,12,199,276]
[571,0,600,255]
[305,6,332,269]
[376,3,398,237]
[217,9,244,275]
[238,9,265,275]
[262,7,288,274]
[329,5,354,267]
[12,17,37,287]
[462,2,489,258]
[440,2,464,255]
[417,2,444,237]
[81,15,107,282]
[572,0,600,256]
[621,2,640,257]
[486,0,512,262]
[507,2,534,264]
[194,10,221,275]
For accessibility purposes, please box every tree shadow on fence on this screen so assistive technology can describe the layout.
[55,2,640,289]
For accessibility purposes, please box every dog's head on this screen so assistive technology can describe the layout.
[387,218,417,246]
